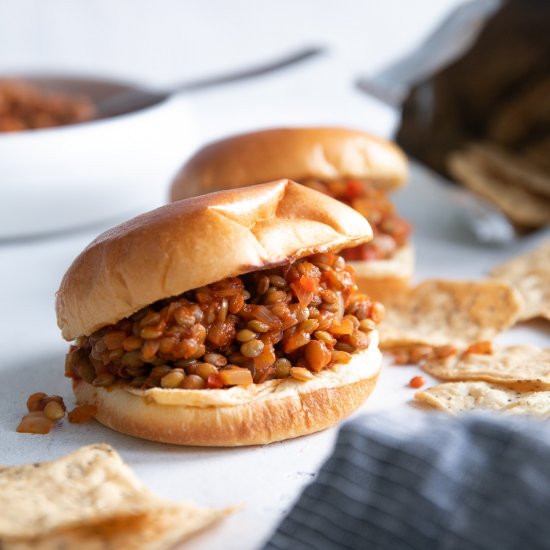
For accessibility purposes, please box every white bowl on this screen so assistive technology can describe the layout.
[0,75,196,240]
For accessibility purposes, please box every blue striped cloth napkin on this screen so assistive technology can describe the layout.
[264,409,550,550]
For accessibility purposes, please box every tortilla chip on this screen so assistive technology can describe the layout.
[491,238,550,321]
[447,146,550,227]
[0,444,229,549]
[416,381,550,418]
[423,344,550,391]
[463,143,550,199]
[379,279,522,349]
[0,444,158,540]
[5,504,226,550]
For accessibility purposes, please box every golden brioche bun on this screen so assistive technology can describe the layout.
[169,127,408,202]
[56,180,373,341]
[73,332,382,446]
[351,243,414,302]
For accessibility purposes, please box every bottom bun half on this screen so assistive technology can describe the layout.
[351,244,414,302]
[73,332,382,447]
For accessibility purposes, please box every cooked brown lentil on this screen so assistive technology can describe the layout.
[332,350,353,364]
[160,370,185,388]
[236,329,257,342]
[196,362,218,381]
[43,401,65,420]
[314,330,335,345]
[269,274,287,288]
[17,392,67,435]
[247,320,270,333]
[359,318,377,332]
[203,353,228,367]
[65,253,384,389]
[182,374,206,389]
[26,393,66,414]
[290,367,314,381]
[274,358,292,378]
[240,339,265,358]
[26,392,48,412]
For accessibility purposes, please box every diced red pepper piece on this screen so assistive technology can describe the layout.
[345,179,364,199]
[300,275,318,292]
[206,373,224,389]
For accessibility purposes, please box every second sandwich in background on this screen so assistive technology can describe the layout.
[170,127,412,301]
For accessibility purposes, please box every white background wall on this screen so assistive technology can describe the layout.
[0,1,463,87]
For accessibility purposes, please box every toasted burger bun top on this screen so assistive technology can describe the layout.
[56,179,373,341]
[170,127,408,202]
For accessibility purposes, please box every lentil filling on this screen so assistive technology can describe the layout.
[301,178,412,261]
[66,253,384,390]
[0,79,95,132]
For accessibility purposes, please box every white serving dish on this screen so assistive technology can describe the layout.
[0,75,196,239]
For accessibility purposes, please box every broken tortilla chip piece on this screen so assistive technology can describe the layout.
[447,146,550,228]
[5,504,226,550]
[379,279,522,349]
[0,444,228,549]
[423,344,550,391]
[416,381,550,418]
[0,444,154,540]
[490,238,550,321]
[462,143,550,199]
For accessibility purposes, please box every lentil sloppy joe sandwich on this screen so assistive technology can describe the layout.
[170,127,412,301]
[56,180,384,446]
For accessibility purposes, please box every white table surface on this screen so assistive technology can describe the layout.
[1,2,550,549]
